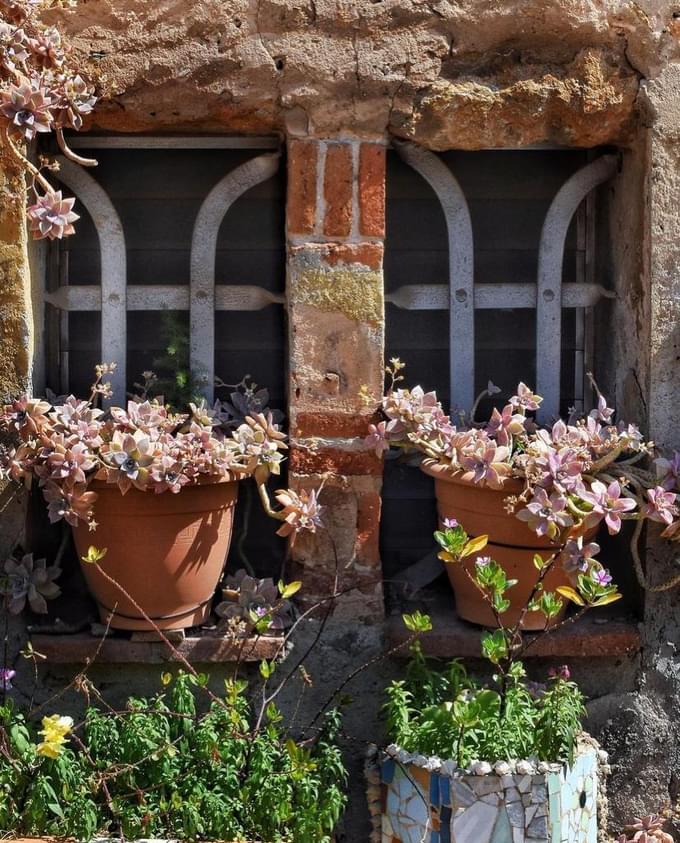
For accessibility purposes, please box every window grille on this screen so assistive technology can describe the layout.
[38,137,284,405]
[382,145,617,575]
[387,143,616,422]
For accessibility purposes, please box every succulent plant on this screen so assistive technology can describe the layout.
[1,552,61,614]
[215,569,292,632]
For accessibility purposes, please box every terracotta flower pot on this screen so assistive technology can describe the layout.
[421,459,572,630]
[72,477,239,631]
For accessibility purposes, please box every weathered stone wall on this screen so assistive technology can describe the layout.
[1,0,680,838]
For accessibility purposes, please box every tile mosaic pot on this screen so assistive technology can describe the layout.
[368,740,605,843]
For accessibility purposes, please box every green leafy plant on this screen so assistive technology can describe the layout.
[0,671,347,841]
[381,518,622,767]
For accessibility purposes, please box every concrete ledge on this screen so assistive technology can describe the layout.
[31,631,286,664]
[386,601,641,659]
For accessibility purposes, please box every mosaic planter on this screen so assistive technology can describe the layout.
[367,739,606,843]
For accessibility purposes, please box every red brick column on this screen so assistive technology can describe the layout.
[286,137,386,620]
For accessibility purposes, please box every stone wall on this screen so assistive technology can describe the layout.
[0,0,680,838]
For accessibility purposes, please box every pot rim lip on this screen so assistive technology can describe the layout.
[420,457,525,493]
[86,472,242,492]
[377,734,599,777]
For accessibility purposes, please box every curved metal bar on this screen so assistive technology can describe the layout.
[394,140,475,412]
[190,151,281,401]
[536,154,618,422]
[56,156,127,404]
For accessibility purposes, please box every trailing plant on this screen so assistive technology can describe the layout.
[0,364,321,538]
[0,671,347,841]
[383,518,621,766]
[0,0,98,240]
[366,359,680,592]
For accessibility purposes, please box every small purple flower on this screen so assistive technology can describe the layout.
[443,517,459,529]
[475,555,492,568]
[643,486,679,526]
[560,538,600,574]
[579,480,636,535]
[589,394,614,424]
[0,668,16,691]
[509,382,542,412]
[591,567,613,587]
[549,665,571,681]
[365,421,390,457]
[655,451,680,492]
[516,487,574,539]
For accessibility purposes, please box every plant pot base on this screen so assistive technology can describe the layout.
[95,597,212,631]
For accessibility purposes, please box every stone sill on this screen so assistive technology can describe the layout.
[30,630,286,665]
[386,592,641,658]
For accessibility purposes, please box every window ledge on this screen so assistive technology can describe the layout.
[385,591,640,659]
[30,629,286,665]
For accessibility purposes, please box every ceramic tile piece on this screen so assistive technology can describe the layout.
[517,776,533,793]
[453,799,500,843]
[382,758,396,784]
[506,800,525,828]
[527,814,549,839]
[490,805,514,843]
[440,777,451,807]
[472,777,503,796]
[430,773,441,808]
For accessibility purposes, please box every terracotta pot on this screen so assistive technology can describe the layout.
[72,477,238,631]
[421,459,572,630]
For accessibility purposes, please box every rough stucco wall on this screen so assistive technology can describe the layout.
[44,0,679,145]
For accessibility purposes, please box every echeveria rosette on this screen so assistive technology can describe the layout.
[27,190,79,240]
[1,552,61,614]
[0,1,97,240]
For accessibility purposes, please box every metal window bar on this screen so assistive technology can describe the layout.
[390,143,618,423]
[42,139,283,404]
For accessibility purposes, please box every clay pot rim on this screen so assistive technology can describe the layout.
[87,472,241,492]
[420,457,525,494]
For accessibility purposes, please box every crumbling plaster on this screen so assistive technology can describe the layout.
[45,1,677,146]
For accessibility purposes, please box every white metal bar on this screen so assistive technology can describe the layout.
[394,141,475,412]
[56,156,127,404]
[535,154,617,422]
[190,152,281,400]
[386,282,615,311]
[49,281,612,313]
[45,285,284,312]
[67,135,281,150]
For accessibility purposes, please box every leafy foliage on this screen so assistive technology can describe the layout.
[384,643,585,767]
[0,672,346,841]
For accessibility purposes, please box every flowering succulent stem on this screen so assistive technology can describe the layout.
[55,126,97,167]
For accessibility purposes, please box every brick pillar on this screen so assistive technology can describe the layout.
[285,137,386,620]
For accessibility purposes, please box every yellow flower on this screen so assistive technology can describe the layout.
[37,714,73,759]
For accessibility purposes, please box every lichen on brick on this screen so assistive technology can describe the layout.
[290,264,383,326]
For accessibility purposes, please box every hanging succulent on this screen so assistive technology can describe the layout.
[0,0,98,240]
[1,551,61,613]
